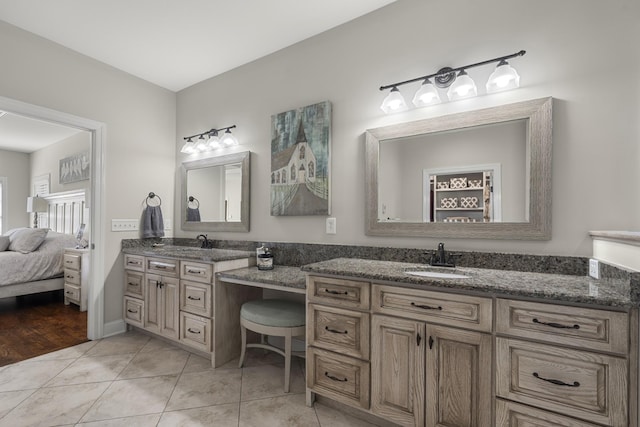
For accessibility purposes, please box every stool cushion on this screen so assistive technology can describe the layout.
[241,299,306,328]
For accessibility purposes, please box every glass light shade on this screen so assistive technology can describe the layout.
[180,139,196,154]
[195,136,209,152]
[380,87,408,114]
[412,79,441,107]
[207,132,221,150]
[220,130,238,146]
[447,70,477,101]
[486,61,520,93]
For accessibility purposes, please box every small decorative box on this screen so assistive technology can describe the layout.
[449,177,467,189]
[436,181,449,189]
[467,179,482,188]
[440,197,458,209]
[460,196,479,208]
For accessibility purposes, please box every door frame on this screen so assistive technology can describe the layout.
[0,95,106,340]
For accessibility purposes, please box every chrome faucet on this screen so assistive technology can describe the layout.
[430,242,456,267]
[196,234,211,248]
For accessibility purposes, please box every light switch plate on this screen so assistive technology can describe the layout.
[111,219,138,232]
[326,217,336,234]
[589,258,599,279]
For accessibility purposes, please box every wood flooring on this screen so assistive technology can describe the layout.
[0,290,88,366]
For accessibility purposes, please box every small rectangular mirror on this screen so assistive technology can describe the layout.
[181,151,250,232]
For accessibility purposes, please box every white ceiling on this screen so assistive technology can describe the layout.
[0,112,85,153]
[0,0,396,153]
[0,0,396,92]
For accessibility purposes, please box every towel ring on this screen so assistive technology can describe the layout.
[188,196,200,208]
[145,192,162,207]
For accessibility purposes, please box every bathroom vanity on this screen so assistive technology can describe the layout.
[122,245,255,366]
[303,258,638,427]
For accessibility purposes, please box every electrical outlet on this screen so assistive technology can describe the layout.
[111,219,139,232]
[589,258,600,279]
[326,217,336,234]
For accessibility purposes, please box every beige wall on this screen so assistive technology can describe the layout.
[0,148,30,230]
[175,0,640,257]
[30,131,91,194]
[0,20,176,325]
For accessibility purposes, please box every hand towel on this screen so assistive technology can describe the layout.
[186,207,201,222]
[141,205,165,238]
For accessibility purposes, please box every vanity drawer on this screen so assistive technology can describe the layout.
[124,270,144,298]
[64,283,80,302]
[180,312,212,352]
[496,399,601,427]
[496,299,628,355]
[372,284,492,332]
[307,347,370,410]
[180,280,212,317]
[124,296,144,327]
[146,257,178,276]
[307,275,370,310]
[124,254,145,272]
[308,304,370,360]
[64,269,81,285]
[63,253,81,270]
[180,260,213,283]
[496,337,627,427]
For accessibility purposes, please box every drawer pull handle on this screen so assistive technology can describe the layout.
[187,296,201,301]
[533,372,580,387]
[324,372,347,382]
[128,282,138,286]
[187,328,201,334]
[411,302,442,311]
[325,326,347,334]
[187,269,203,274]
[532,318,580,329]
[66,275,73,278]
[127,309,138,314]
[65,291,73,294]
[324,289,348,295]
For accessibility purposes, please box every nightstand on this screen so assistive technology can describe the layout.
[63,248,90,312]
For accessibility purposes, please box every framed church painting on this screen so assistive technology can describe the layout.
[270,101,331,216]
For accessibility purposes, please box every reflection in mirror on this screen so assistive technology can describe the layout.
[365,97,552,240]
[181,151,250,232]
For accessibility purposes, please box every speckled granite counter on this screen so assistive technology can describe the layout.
[122,245,253,263]
[302,258,637,308]
[216,266,306,293]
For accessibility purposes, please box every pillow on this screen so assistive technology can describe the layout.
[8,228,49,254]
[2,227,26,237]
[0,236,9,251]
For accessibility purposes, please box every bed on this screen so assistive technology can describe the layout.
[0,190,86,299]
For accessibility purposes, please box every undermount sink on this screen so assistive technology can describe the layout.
[405,270,470,279]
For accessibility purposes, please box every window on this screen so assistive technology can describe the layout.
[0,177,6,234]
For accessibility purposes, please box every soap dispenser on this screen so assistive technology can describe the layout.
[257,247,274,270]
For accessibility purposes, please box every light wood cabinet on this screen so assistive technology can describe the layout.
[144,273,180,340]
[123,253,250,363]
[63,248,90,311]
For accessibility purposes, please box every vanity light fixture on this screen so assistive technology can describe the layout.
[379,50,526,113]
[181,125,237,154]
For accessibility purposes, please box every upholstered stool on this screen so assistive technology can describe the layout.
[239,299,306,392]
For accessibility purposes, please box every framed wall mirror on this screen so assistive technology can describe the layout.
[181,150,250,232]
[365,97,552,239]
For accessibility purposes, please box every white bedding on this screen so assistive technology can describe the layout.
[0,231,79,287]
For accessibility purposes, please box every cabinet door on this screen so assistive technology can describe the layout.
[160,277,180,340]
[425,325,492,427]
[144,273,162,334]
[371,315,425,427]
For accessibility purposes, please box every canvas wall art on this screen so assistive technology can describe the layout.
[59,151,90,184]
[270,101,331,216]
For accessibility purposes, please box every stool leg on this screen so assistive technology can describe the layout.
[239,323,247,368]
[284,330,292,393]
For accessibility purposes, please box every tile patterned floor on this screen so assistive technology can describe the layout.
[0,331,379,426]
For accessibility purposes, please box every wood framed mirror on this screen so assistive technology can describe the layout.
[365,97,552,239]
[181,150,250,232]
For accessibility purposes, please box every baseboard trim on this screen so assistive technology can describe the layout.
[103,319,126,338]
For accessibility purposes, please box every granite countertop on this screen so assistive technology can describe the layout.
[302,258,636,308]
[216,266,306,291]
[122,245,253,263]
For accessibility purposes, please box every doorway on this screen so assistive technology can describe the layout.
[0,95,105,341]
